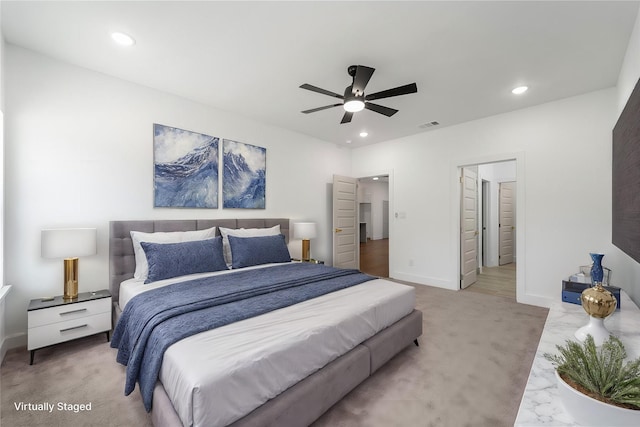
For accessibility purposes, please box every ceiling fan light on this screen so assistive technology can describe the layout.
[344,99,365,113]
[111,32,135,46]
[512,85,528,95]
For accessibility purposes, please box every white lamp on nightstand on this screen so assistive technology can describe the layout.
[294,222,317,262]
[41,228,97,300]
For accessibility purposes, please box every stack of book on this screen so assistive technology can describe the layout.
[561,265,620,310]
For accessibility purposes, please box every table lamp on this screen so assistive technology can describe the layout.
[294,222,317,262]
[41,228,97,300]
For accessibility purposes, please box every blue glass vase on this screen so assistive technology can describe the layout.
[589,253,605,285]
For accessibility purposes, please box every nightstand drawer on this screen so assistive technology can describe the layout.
[28,298,110,328]
[28,311,111,350]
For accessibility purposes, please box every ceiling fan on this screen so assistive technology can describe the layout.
[300,65,417,124]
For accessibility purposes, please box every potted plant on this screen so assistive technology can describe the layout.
[544,335,640,426]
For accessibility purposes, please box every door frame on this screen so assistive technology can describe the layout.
[452,153,525,303]
[355,169,393,274]
[481,179,490,269]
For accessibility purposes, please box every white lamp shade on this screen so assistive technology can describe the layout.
[294,222,317,240]
[41,228,97,259]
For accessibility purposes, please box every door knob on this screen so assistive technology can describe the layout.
[335,228,343,233]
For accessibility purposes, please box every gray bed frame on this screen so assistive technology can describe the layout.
[109,218,423,427]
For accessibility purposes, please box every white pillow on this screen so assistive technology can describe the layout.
[219,225,281,267]
[130,226,217,280]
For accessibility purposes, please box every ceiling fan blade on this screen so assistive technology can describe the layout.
[365,82,417,101]
[352,65,375,95]
[340,111,354,124]
[365,102,398,117]
[300,83,344,99]
[301,104,342,114]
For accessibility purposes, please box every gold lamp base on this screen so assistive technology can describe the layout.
[302,239,311,262]
[63,257,79,300]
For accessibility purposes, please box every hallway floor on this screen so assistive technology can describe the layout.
[464,263,516,300]
[359,238,389,278]
[359,238,516,300]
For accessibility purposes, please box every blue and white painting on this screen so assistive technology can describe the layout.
[153,124,219,208]
[223,139,266,209]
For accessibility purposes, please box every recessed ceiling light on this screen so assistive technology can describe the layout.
[373,177,379,181]
[345,140,352,144]
[512,86,528,95]
[111,32,135,47]
[359,131,368,138]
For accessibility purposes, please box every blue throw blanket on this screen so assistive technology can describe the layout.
[111,263,375,411]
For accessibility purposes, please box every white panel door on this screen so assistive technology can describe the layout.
[333,175,358,269]
[460,167,478,289]
[499,181,515,265]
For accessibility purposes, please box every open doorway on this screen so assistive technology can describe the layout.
[460,160,517,299]
[357,175,389,277]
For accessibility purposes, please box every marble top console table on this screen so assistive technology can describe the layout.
[515,291,640,426]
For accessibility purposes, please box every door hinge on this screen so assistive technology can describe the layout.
[459,176,463,183]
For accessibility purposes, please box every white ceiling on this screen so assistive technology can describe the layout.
[2,1,638,147]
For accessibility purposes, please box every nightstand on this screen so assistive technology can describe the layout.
[291,259,325,264]
[27,289,111,365]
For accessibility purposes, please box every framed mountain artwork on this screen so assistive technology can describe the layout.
[153,124,219,208]
[222,139,266,209]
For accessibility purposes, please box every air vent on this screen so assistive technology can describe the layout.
[419,121,440,129]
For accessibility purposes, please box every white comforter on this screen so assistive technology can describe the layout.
[120,264,415,427]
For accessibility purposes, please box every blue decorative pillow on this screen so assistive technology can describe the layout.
[141,237,228,283]
[228,234,291,269]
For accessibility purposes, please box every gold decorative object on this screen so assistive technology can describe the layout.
[63,257,79,300]
[581,283,617,318]
[294,222,317,262]
[301,240,311,262]
[575,283,618,346]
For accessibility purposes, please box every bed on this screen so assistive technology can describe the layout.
[109,218,423,427]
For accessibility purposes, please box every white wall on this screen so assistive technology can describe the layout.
[0,0,4,112]
[617,9,640,116]
[3,45,351,343]
[0,3,7,361]
[0,286,9,361]
[352,88,617,307]
[613,7,640,305]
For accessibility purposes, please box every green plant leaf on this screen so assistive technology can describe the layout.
[544,335,640,409]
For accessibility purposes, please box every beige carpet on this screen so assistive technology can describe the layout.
[1,284,548,427]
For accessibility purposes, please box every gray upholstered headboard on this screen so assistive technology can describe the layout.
[109,218,290,304]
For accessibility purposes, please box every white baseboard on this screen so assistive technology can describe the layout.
[1,332,27,363]
[390,271,457,290]
[392,270,553,309]
[517,293,553,308]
